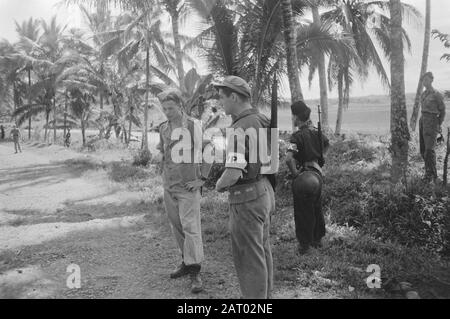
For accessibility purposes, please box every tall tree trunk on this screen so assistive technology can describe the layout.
[409,0,431,132]
[390,0,410,182]
[53,96,57,144]
[281,0,303,132]
[28,69,32,139]
[100,63,104,110]
[13,81,18,125]
[81,116,86,147]
[64,92,68,139]
[335,71,344,136]
[128,106,133,146]
[44,111,49,142]
[171,8,185,91]
[312,5,329,129]
[142,47,150,151]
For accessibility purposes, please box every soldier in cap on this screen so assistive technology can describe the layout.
[154,89,211,294]
[419,72,446,183]
[286,101,329,255]
[214,76,276,299]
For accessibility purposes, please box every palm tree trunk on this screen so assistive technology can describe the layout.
[128,106,133,146]
[312,5,329,129]
[81,116,86,147]
[142,47,150,151]
[53,96,57,143]
[409,0,431,132]
[281,0,303,131]
[45,111,49,142]
[100,63,104,110]
[64,92,68,139]
[170,8,185,91]
[335,71,344,136]
[390,0,410,182]
[13,81,18,125]
[28,69,32,139]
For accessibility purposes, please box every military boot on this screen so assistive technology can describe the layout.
[190,272,203,294]
[170,262,190,279]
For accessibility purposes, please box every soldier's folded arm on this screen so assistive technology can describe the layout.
[215,168,243,193]
[215,127,247,192]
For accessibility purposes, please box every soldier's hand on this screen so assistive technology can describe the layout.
[184,180,205,192]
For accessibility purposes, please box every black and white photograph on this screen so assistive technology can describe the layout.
[0,0,449,302]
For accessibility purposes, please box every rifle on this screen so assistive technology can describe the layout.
[317,105,325,167]
[443,127,450,186]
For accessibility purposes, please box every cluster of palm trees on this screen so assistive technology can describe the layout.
[0,0,432,180]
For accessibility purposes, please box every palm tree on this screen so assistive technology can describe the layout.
[162,0,187,90]
[77,4,115,111]
[15,18,41,139]
[432,29,450,98]
[0,41,27,125]
[389,0,410,182]
[187,0,352,127]
[68,87,96,146]
[307,0,333,128]
[39,16,68,143]
[101,7,169,150]
[410,0,431,132]
[280,0,303,103]
[15,17,79,143]
[322,0,420,135]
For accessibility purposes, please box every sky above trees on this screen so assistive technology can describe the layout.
[0,0,449,99]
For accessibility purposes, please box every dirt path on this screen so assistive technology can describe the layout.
[0,141,335,299]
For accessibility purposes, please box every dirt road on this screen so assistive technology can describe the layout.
[0,141,337,299]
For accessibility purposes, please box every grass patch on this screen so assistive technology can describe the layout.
[109,162,152,183]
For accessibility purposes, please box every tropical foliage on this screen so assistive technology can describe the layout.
[0,0,424,152]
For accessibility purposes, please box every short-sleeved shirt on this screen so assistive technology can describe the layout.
[225,108,271,185]
[158,114,202,192]
[287,121,329,167]
[421,88,446,123]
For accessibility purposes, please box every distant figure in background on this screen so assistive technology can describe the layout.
[419,72,446,183]
[10,125,22,154]
[65,128,71,148]
[0,125,5,140]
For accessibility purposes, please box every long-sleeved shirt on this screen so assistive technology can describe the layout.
[421,88,446,126]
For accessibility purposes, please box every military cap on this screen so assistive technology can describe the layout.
[212,76,252,98]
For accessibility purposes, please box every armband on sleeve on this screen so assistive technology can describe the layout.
[225,152,247,170]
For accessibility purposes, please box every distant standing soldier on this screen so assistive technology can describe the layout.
[0,125,5,140]
[65,128,71,148]
[285,101,329,255]
[214,76,276,299]
[419,72,446,183]
[154,89,211,294]
[10,124,22,154]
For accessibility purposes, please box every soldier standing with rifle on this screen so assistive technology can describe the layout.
[285,101,329,255]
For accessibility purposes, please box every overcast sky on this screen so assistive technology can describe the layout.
[0,0,449,99]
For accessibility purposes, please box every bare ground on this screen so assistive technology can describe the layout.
[0,141,337,299]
